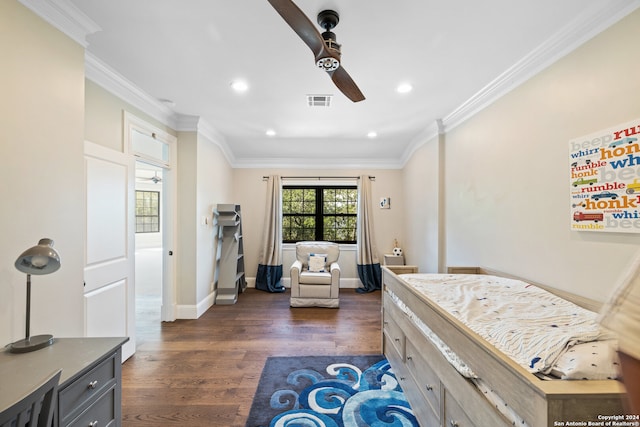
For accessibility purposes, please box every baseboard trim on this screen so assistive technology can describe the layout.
[176,292,214,319]
[245,277,362,289]
[175,278,363,319]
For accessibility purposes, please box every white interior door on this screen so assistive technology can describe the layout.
[84,141,136,361]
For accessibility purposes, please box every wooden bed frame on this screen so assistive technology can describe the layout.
[381,266,628,427]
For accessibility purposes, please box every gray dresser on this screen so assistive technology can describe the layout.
[0,337,128,427]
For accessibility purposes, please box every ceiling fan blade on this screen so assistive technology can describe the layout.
[267,0,328,58]
[330,66,365,102]
[267,0,365,103]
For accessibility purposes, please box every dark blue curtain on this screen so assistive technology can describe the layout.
[256,264,284,292]
[356,263,382,293]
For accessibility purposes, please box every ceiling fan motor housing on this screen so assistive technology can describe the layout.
[317,10,339,30]
[316,10,341,71]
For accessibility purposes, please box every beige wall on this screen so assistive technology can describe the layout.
[0,0,86,345]
[86,81,234,317]
[85,80,176,151]
[402,134,444,273]
[4,0,637,340]
[195,133,233,303]
[405,9,640,301]
[175,129,234,313]
[231,168,404,286]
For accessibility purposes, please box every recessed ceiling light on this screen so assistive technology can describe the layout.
[266,129,276,137]
[230,80,249,93]
[367,131,377,138]
[396,83,413,94]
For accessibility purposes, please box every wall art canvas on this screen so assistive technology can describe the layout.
[569,118,640,233]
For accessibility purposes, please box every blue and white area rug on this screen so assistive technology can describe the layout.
[245,355,418,427]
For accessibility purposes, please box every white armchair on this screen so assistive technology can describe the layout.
[290,241,340,308]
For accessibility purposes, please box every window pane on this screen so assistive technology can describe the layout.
[135,190,160,233]
[283,186,356,243]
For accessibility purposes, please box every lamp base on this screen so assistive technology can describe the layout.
[10,334,54,353]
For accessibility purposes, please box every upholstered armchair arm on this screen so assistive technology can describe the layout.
[330,262,340,276]
[290,260,303,297]
[291,260,303,278]
[329,262,340,298]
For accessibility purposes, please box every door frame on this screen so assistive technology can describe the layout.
[124,112,178,322]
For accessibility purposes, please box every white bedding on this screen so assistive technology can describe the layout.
[399,274,617,375]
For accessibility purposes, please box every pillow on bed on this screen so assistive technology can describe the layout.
[549,339,620,380]
[308,253,327,272]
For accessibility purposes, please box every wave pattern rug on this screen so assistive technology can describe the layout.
[245,355,419,427]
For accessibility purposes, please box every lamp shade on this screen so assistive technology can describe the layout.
[15,238,61,275]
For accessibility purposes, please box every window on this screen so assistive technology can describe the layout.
[282,186,357,243]
[135,190,160,233]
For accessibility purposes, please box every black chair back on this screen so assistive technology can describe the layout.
[0,369,61,427]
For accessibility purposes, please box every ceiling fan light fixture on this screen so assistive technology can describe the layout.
[317,57,340,71]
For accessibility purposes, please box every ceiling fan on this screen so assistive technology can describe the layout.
[267,0,365,103]
[137,171,162,184]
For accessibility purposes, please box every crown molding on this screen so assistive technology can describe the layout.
[18,0,101,47]
[85,53,179,129]
[232,157,404,169]
[175,115,237,166]
[442,0,640,133]
[69,0,639,168]
[398,120,441,167]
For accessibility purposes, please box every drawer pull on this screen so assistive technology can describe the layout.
[450,420,459,427]
[394,338,400,342]
[89,421,99,427]
[399,377,406,381]
[88,380,99,389]
[425,384,433,391]
[407,356,412,361]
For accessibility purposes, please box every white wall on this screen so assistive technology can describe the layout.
[0,0,86,345]
[231,168,405,286]
[406,9,640,301]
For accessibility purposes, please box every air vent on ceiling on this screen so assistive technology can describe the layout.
[307,94,332,107]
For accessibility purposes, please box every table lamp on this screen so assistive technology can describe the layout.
[11,238,61,353]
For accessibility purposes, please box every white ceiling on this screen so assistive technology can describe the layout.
[26,0,639,168]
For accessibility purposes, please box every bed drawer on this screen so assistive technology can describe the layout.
[385,341,439,427]
[405,338,441,416]
[383,310,405,359]
[444,388,475,427]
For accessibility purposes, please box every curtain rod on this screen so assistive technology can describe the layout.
[262,175,374,181]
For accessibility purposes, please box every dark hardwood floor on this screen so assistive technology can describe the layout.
[122,288,382,426]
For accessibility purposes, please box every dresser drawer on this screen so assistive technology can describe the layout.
[59,352,117,421]
[405,338,441,416]
[444,389,475,427]
[67,386,116,427]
